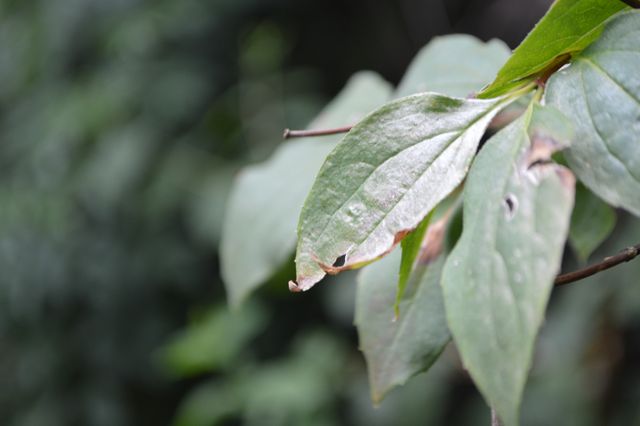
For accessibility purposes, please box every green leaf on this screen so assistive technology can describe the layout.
[569,183,617,262]
[545,10,640,217]
[395,211,432,317]
[479,0,627,98]
[220,72,392,306]
[292,94,513,291]
[395,34,511,98]
[441,104,575,426]
[159,303,266,377]
[356,242,450,403]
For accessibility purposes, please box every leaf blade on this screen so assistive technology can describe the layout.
[545,10,640,217]
[441,104,575,426]
[356,242,450,403]
[480,0,627,98]
[569,183,617,262]
[292,94,510,291]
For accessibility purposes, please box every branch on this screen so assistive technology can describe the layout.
[282,109,524,140]
[283,125,352,139]
[555,243,640,286]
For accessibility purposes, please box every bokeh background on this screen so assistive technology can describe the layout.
[1,0,640,425]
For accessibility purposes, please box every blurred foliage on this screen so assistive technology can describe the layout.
[1,0,639,425]
[0,0,321,424]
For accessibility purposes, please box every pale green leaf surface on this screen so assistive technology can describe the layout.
[293,94,509,291]
[441,104,575,426]
[356,248,450,403]
[395,34,511,98]
[220,72,392,306]
[395,212,432,317]
[569,183,617,262]
[480,0,627,98]
[546,10,640,217]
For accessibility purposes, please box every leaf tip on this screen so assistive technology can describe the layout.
[288,280,302,292]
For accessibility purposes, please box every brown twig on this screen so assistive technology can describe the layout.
[555,244,640,286]
[283,125,353,139]
[282,107,527,140]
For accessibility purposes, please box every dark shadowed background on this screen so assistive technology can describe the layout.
[1,0,640,425]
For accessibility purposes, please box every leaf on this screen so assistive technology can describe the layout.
[159,303,266,377]
[291,93,513,291]
[395,34,511,98]
[441,104,575,426]
[355,221,450,403]
[395,211,432,317]
[479,0,628,98]
[545,10,640,217]
[569,183,617,262]
[220,72,392,306]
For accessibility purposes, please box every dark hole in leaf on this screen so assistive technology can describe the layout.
[332,254,347,267]
[504,194,518,220]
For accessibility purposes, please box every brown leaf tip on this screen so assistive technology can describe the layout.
[288,280,302,292]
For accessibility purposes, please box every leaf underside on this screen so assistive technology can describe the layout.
[546,10,640,217]
[480,0,627,98]
[441,104,575,426]
[293,94,508,291]
[220,72,392,306]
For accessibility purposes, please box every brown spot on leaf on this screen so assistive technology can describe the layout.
[519,132,575,191]
[525,133,560,169]
[418,218,447,265]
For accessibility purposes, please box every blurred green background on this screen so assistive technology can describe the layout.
[1,0,639,425]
